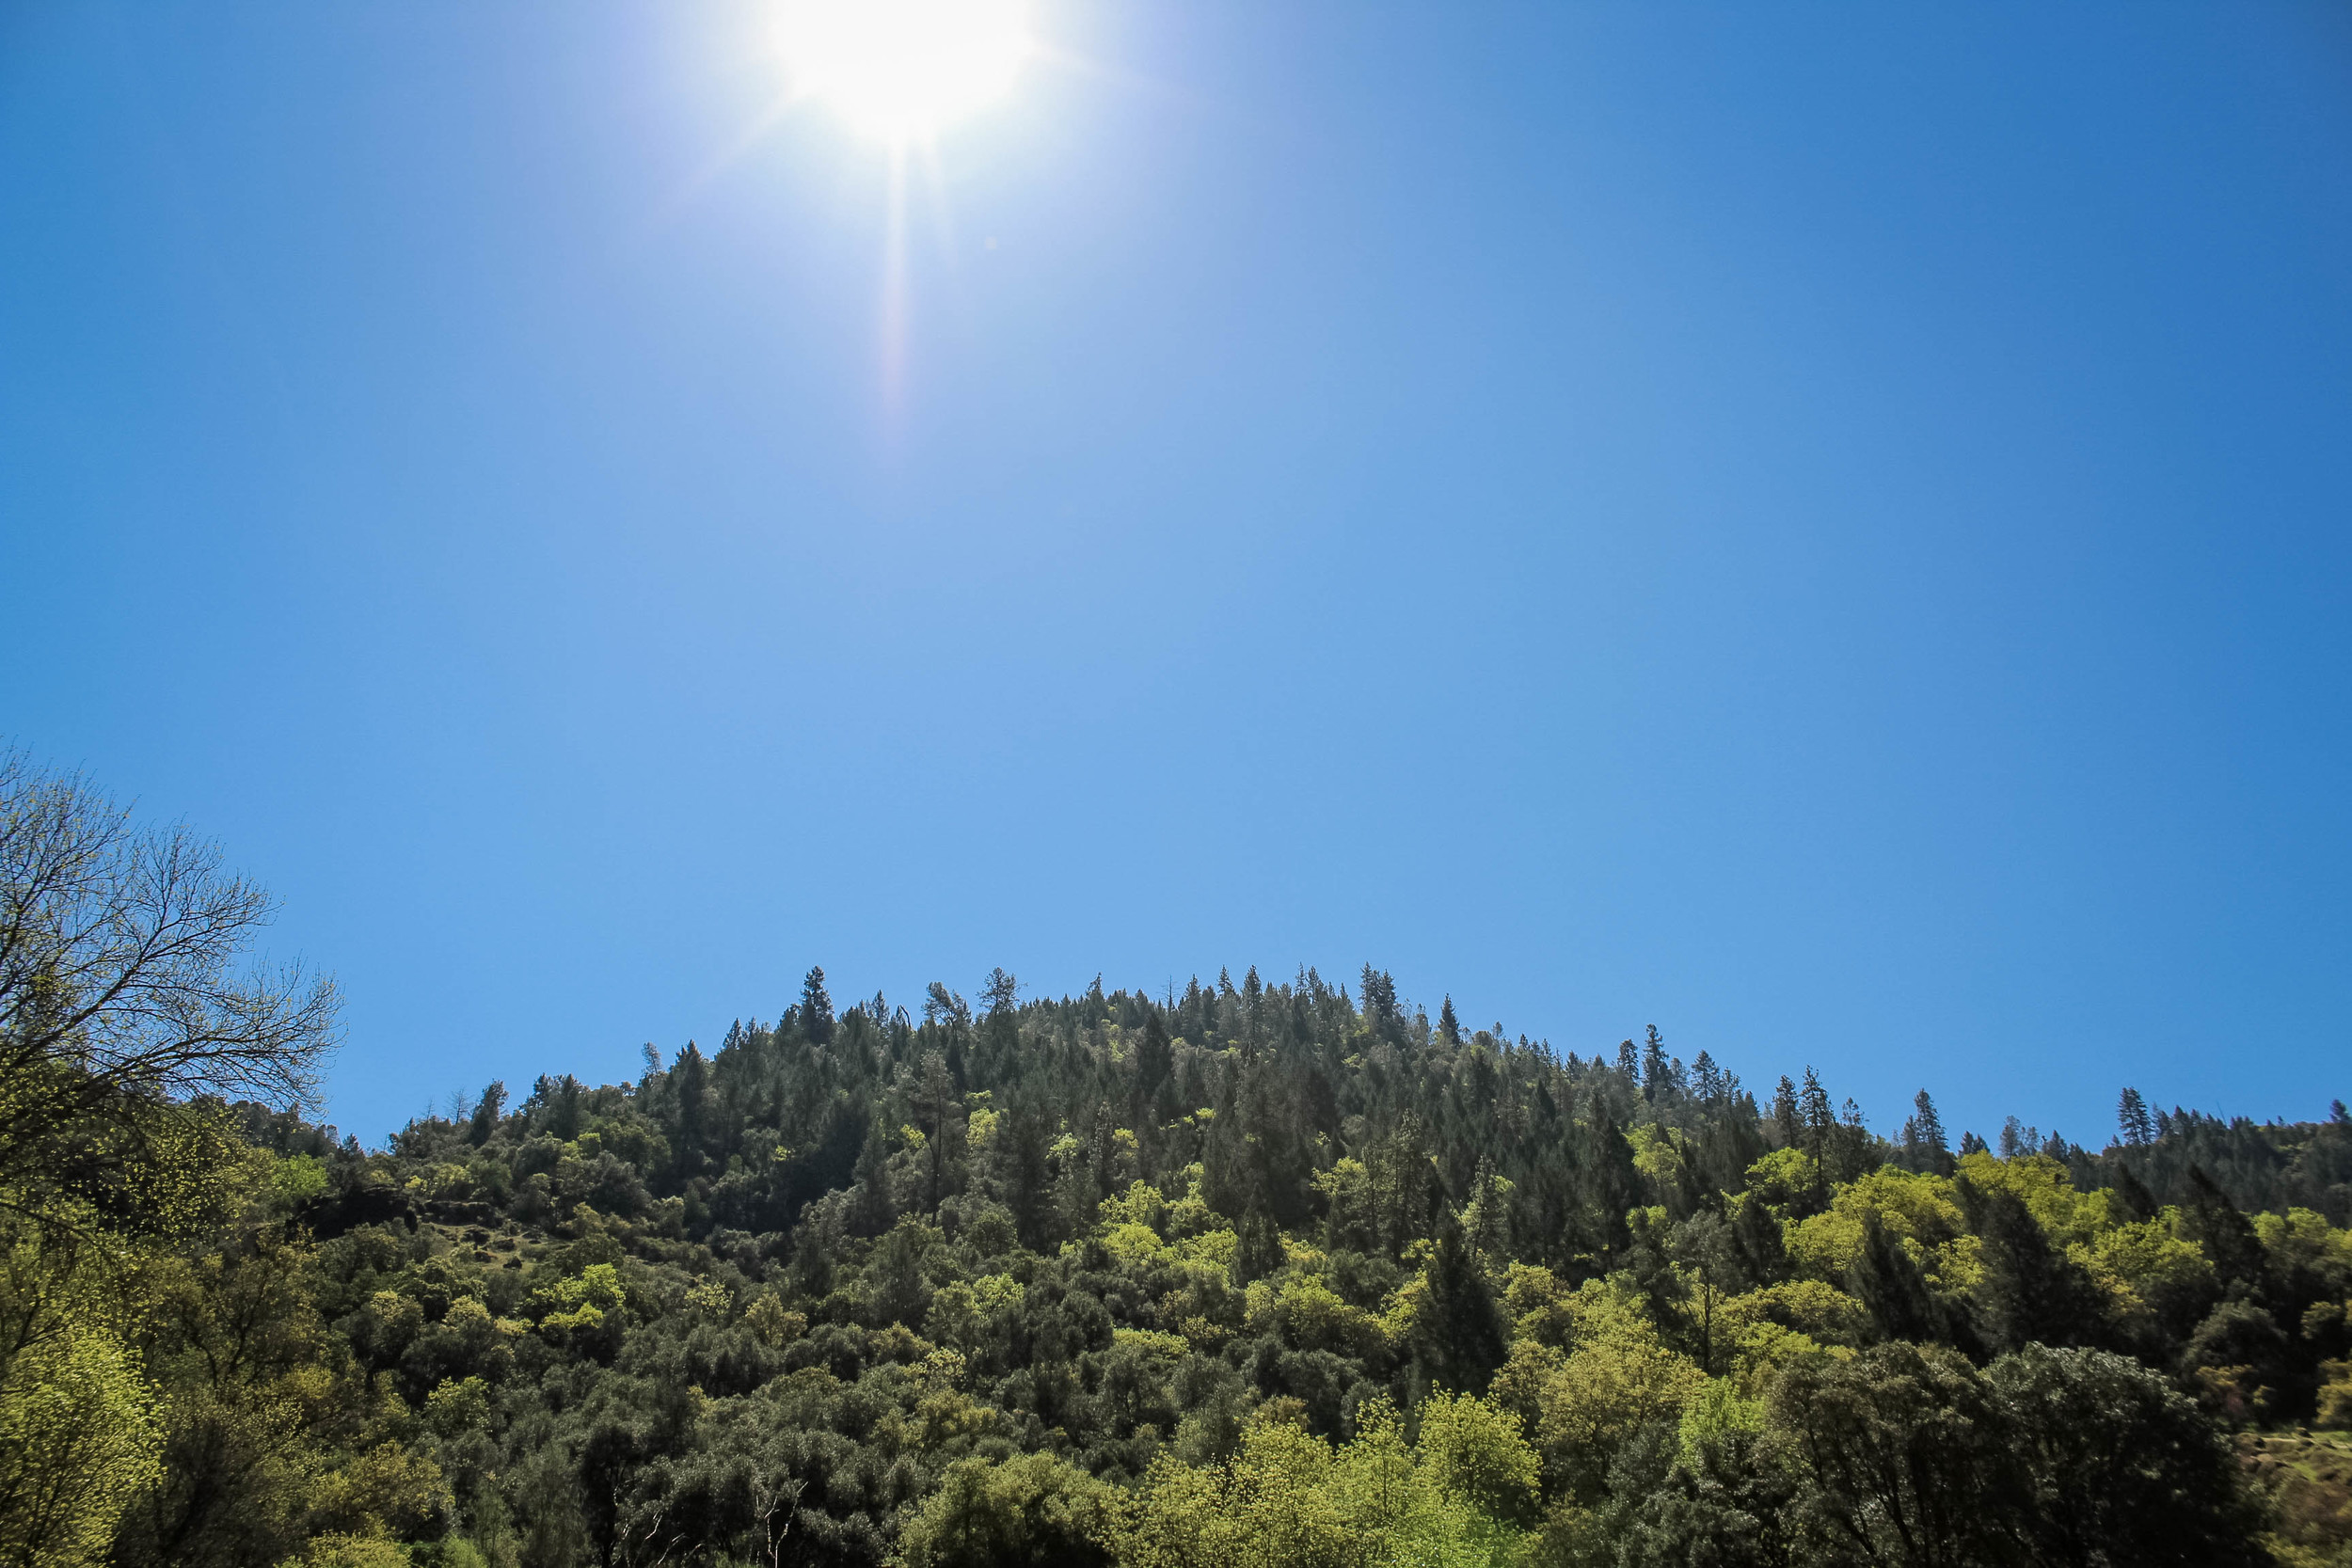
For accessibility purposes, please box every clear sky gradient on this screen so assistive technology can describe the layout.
[4,3,2347,1147]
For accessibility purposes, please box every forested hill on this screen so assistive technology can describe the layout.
[21,955,2352,1567]
[191,964,2352,1568]
[312,963,2352,1260]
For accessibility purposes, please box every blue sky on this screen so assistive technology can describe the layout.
[3,3,2347,1147]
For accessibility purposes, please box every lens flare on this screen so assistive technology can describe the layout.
[775,0,1031,142]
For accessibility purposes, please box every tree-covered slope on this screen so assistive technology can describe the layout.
[167,964,2351,1568]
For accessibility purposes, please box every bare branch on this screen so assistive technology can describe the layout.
[0,746,342,1186]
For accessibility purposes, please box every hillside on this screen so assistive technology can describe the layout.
[122,965,2351,1567]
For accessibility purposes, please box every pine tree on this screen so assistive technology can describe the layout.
[1465,1154,1509,1269]
[673,1043,713,1178]
[1836,1098,1870,1182]
[1692,1051,1725,1103]
[849,1114,896,1237]
[1235,1207,1284,1284]
[917,1051,959,1210]
[1179,975,1207,1042]
[549,1073,584,1141]
[981,968,1021,1070]
[1961,1181,2106,1351]
[1913,1090,1948,1165]
[2000,1117,2039,1159]
[1849,1211,1941,1343]
[1438,995,1461,1047]
[1800,1068,1834,1196]
[1729,1186,1788,1287]
[2178,1164,2265,1288]
[2118,1087,2154,1148]
[799,966,834,1046]
[2113,1162,2159,1224]
[1359,966,1402,1042]
[924,982,969,1030]
[1136,1007,1174,1099]
[1589,1112,1639,1264]
[1641,1025,1671,1101]
[1414,1223,1506,1396]
[1772,1075,1802,1148]
[469,1081,506,1147]
[997,1097,1056,1250]
[982,968,1019,1014]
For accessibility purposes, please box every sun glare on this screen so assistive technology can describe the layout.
[775,0,1031,142]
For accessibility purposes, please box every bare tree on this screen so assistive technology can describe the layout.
[0,746,341,1202]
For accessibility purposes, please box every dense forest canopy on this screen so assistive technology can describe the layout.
[5,753,2351,1568]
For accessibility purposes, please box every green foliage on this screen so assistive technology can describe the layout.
[1415,1388,1540,1523]
[1772,1340,2268,1566]
[11,928,2348,1564]
[902,1450,1113,1567]
[1119,1401,1531,1568]
[0,1305,163,1567]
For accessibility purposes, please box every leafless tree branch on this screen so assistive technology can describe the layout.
[0,746,342,1180]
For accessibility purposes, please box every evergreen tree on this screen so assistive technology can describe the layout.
[1414,1224,1506,1396]
[848,1115,897,1237]
[1963,1182,2107,1352]
[997,1096,1056,1250]
[1836,1097,1871,1182]
[799,965,835,1046]
[1589,1112,1640,1264]
[980,969,1021,1072]
[2177,1165,2265,1288]
[1359,965,1402,1043]
[1691,1050,1725,1103]
[1772,1075,1802,1148]
[1438,995,1461,1047]
[548,1072,585,1140]
[2000,1117,2041,1159]
[924,981,970,1030]
[2113,1162,2159,1224]
[1177,975,1209,1043]
[1641,1025,1670,1101]
[1800,1068,1834,1197]
[1911,1089,1949,1173]
[2118,1086,2154,1148]
[469,1081,506,1147]
[916,1051,959,1210]
[1729,1185,1788,1288]
[1849,1211,1944,1343]
[673,1042,713,1177]
[1136,1009,1173,1097]
[982,968,1020,1018]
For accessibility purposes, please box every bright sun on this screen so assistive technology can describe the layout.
[775,0,1032,142]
